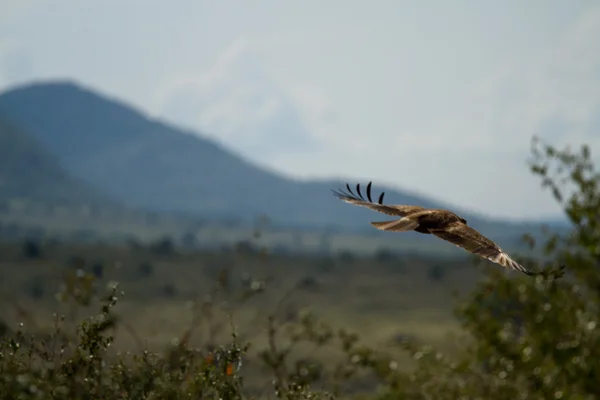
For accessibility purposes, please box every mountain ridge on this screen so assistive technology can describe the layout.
[0,80,563,238]
[0,111,114,207]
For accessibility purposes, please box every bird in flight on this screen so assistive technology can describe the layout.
[333,181,546,276]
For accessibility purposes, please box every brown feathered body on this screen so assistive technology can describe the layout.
[332,182,538,276]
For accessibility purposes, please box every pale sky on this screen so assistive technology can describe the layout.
[1,0,599,220]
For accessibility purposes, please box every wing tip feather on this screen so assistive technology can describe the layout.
[493,252,542,276]
[333,181,385,205]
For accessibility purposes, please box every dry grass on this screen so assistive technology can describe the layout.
[0,240,483,380]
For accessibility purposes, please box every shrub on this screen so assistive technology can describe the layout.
[26,276,45,300]
[367,138,600,398]
[137,261,154,278]
[151,237,175,256]
[374,247,396,263]
[22,239,42,259]
[90,262,104,279]
[0,285,254,399]
[426,264,445,282]
[338,250,355,264]
[162,282,177,298]
[0,270,335,399]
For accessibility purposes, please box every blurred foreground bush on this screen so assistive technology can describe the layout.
[1,137,599,399]
[372,138,600,399]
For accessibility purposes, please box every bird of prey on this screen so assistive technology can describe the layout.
[332,181,541,276]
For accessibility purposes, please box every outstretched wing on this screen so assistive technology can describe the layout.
[332,182,425,217]
[429,222,537,276]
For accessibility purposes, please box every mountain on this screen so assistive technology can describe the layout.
[0,112,109,207]
[0,81,554,238]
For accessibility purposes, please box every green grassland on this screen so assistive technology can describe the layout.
[0,237,488,392]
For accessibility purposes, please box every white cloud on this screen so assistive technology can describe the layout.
[378,4,600,219]
[0,40,33,89]
[476,4,600,150]
[150,4,600,219]
[155,37,319,165]
[0,1,35,25]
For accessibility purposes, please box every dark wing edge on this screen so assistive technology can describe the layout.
[332,181,428,217]
[331,181,385,205]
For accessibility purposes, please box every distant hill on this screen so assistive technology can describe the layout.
[0,112,110,207]
[0,81,557,240]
